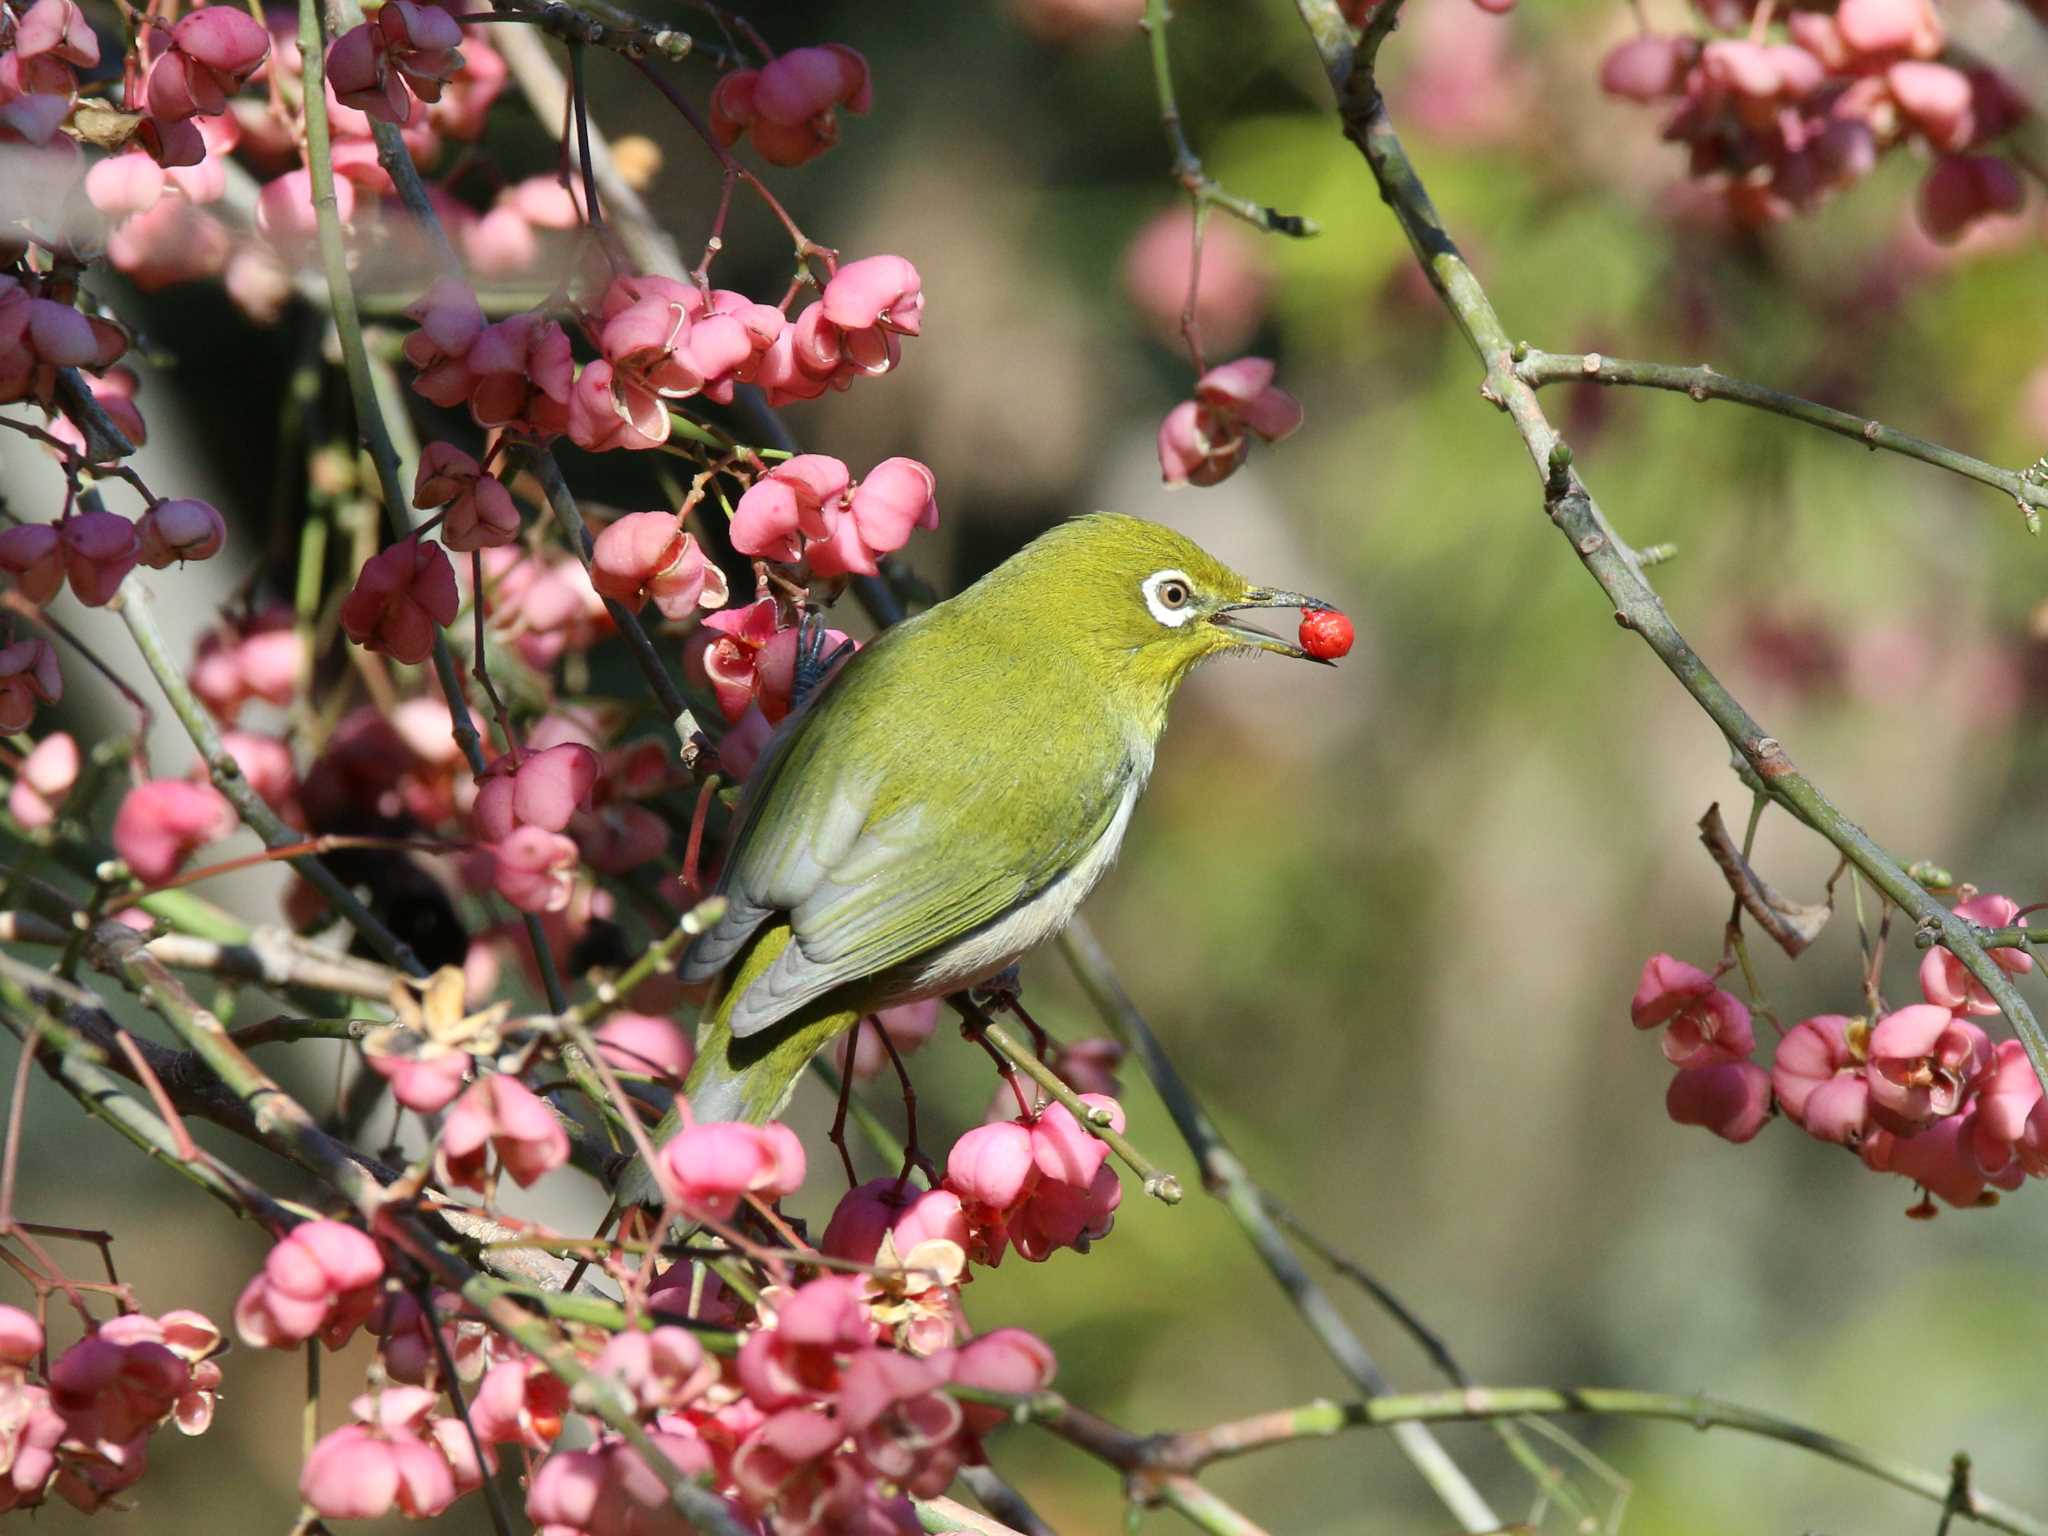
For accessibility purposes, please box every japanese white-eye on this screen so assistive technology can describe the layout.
[617,513,1337,1206]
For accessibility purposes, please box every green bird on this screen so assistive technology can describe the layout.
[616,513,1336,1206]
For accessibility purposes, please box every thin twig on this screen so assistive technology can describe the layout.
[952,1376,2040,1536]
[0,983,285,1224]
[1057,920,1500,1534]
[1513,349,2048,524]
[964,1002,1182,1205]
[108,566,424,976]
[1141,0,1319,239]
[953,1467,1058,1536]
[528,449,690,724]
[1159,1389,2038,1536]
[52,367,135,463]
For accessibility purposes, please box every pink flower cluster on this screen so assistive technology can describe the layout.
[947,1097,1127,1263]
[474,741,599,844]
[75,3,272,300]
[0,637,61,734]
[400,255,924,467]
[1,508,150,608]
[0,277,127,415]
[730,453,939,578]
[0,301,226,604]
[593,1011,695,1084]
[415,443,519,552]
[654,1119,807,1221]
[170,600,694,944]
[590,513,729,617]
[234,1218,385,1348]
[1157,357,1304,488]
[436,1074,572,1190]
[685,596,854,739]
[141,5,268,143]
[468,737,663,915]
[572,274,786,452]
[7,729,77,826]
[190,607,302,721]
[0,1302,225,1514]
[479,546,612,671]
[1599,0,2030,239]
[756,255,925,407]
[327,1,464,129]
[257,1132,1069,1536]
[340,535,459,666]
[713,1279,1053,1532]
[1631,952,1772,1142]
[0,0,495,307]
[111,778,236,885]
[1635,894,2048,1211]
[709,44,871,167]
[299,1384,495,1520]
[1,0,99,145]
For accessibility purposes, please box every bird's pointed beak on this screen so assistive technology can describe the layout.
[1209,587,1340,665]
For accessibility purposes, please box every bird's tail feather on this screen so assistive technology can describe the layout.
[614,922,861,1207]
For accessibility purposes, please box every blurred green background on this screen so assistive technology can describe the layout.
[9,0,2048,1530]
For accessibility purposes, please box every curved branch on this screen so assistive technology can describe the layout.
[1142,0,1318,239]
[1514,349,2048,523]
[1023,1385,2042,1536]
[1286,0,2048,1103]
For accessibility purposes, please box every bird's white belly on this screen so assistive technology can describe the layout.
[899,777,1140,998]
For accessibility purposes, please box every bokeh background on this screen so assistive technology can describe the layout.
[9,0,2048,1530]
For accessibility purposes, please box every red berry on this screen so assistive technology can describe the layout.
[1298,607,1353,660]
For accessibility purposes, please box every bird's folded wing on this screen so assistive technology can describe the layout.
[676,693,854,986]
[720,760,1134,1037]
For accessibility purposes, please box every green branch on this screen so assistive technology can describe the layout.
[0,979,284,1224]
[109,569,423,975]
[1141,0,1318,239]
[1286,0,2048,1104]
[990,1380,2043,1536]
[100,923,389,1212]
[1514,349,2048,525]
[558,895,726,1029]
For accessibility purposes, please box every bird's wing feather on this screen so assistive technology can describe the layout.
[677,686,857,985]
[682,608,1137,1037]
[722,769,1132,1036]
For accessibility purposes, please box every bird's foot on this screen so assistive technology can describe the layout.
[972,967,1052,1058]
[791,609,856,709]
[969,964,1023,1009]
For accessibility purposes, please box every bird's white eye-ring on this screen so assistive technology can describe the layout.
[1142,570,1196,627]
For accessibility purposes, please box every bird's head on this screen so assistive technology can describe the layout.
[984,513,1339,718]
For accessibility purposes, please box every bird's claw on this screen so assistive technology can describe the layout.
[791,609,855,709]
[970,965,1024,1009]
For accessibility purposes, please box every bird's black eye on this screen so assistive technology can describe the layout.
[1158,580,1189,608]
